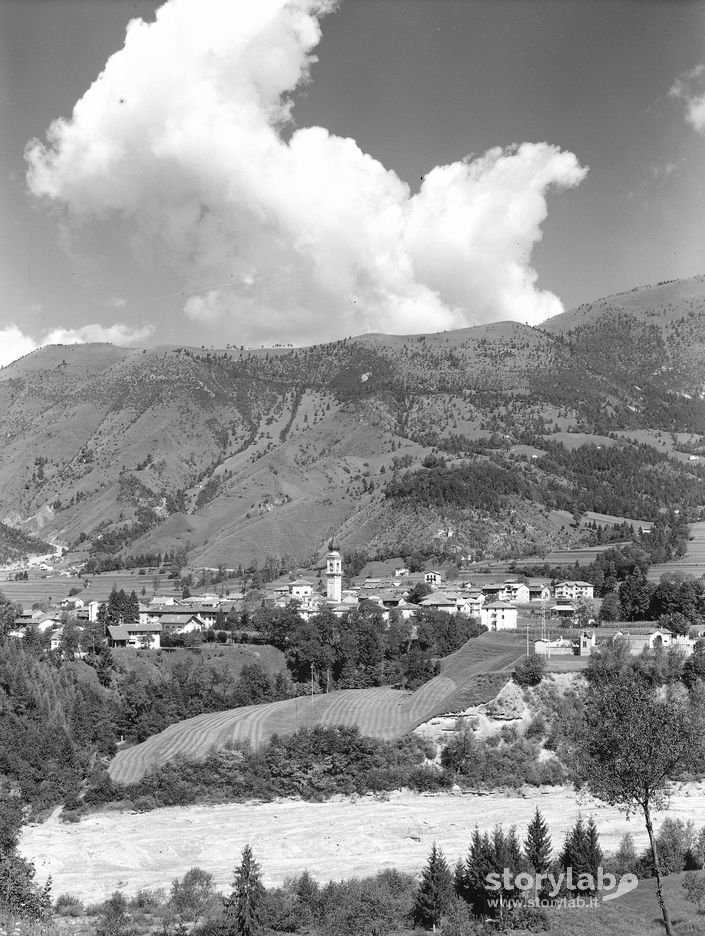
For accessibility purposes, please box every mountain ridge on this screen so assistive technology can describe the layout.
[2,275,705,568]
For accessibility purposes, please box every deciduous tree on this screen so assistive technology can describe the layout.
[571,669,705,935]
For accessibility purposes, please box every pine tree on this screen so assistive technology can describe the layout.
[413,842,454,931]
[222,844,265,936]
[452,856,468,903]
[559,815,598,894]
[585,817,604,884]
[464,826,490,915]
[524,808,552,875]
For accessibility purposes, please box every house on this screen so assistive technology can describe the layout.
[36,615,62,633]
[424,570,444,587]
[503,582,530,603]
[289,579,315,599]
[550,602,576,620]
[159,613,204,636]
[480,601,518,631]
[107,621,161,649]
[461,590,485,616]
[480,583,507,601]
[527,583,552,603]
[394,600,419,621]
[59,598,84,610]
[420,592,465,615]
[554,581,594,601]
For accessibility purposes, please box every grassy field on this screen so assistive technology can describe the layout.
[545,873,705,935]
[544,543,632,564]
[109,631,526,784]
[648,519,705,582]
[0,570,180,609]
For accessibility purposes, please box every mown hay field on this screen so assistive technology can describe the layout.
[648,519,705,582]
[109,632,526,784]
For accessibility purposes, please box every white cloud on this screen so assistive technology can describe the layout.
[0,325,39,367]
[0,322,154,368]
[107,296,127,308]
[670,64,705,135]
[25,0,587,344]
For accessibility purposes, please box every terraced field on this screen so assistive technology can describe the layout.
[109,631,526,784]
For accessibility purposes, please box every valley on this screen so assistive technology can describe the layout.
[5,276,705,935]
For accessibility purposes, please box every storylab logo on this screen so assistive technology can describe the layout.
[485,867,639,908]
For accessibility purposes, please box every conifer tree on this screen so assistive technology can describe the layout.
[585,816,604,881]
[524,808,552,875]
[464,826,493,916]
[222,844,265,936]
[452,856,468,903]
[413,842,454,931]
[559,816,603,895]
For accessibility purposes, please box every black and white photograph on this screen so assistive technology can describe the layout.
[2,1,705,934]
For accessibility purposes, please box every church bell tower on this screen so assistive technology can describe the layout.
[326,537,342,604]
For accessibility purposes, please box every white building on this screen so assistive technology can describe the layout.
[554,581,594,601]
[480,601,518,631]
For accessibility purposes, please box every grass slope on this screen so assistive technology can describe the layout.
[648,519,705,582]
[109,632,524,784]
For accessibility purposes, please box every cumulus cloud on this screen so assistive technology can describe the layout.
[26,0,587,344]
[0,322,154,368]
[0,326,39,368]
[670,64,705,134]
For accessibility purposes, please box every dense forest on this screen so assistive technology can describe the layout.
[384,442,705,524]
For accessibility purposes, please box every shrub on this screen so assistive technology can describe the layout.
[513,654,546,687]
[525,713,546,739]
[129,888,166,912]
[55,893,84,916]
[683,872,705,913]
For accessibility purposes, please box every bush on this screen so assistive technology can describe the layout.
[683,872,705,913]
[129,888,166,912]
[525,713,546,739]
[55,893,84,916]
[513,655,546,687]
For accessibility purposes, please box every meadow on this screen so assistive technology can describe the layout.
[109,631,527,784]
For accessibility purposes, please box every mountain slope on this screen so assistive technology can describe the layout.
[2,276,705,567]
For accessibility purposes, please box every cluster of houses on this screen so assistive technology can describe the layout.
[9,546,704,663]
[10,592,233,652]
[9,544,600,652]
[535,627,700,658]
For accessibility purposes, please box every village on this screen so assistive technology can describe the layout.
[5,539,701,664]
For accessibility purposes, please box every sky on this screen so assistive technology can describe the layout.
[1,0,705,364]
